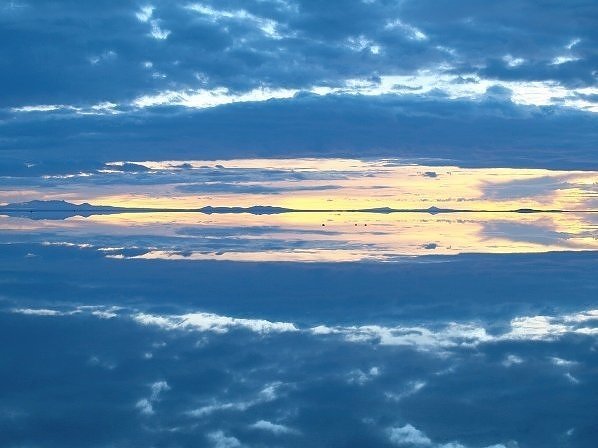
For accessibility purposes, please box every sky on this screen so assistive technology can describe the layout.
[1,2,598,448]
[1,0,597,172]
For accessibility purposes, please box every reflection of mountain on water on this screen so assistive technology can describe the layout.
[0,200,130,220]
[0,200,292,220]
[0,200,590,221]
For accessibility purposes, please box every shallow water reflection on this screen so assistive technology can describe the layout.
[1,159,597,447]
[1,159,596,261]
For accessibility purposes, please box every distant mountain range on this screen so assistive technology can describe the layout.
[0,200,572,220]
[0,200,291,219]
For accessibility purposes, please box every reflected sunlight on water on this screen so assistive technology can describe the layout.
[1,159,596,261]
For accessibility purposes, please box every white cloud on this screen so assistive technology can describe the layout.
[346,35,379,53]
[564,372,580,384]
[88,50,117,65]
[12,304,598,355]
[150,380,170,400]
[135,5,154,23]
[503,55,525,67]
[129,71,598,113]
[314,322,492,350]
[388,424,432,446]
[12,308,64,316]
[385,380,427,401]
[312,308,598,350]
[207,431,241,448]
[136,380,170,415]
[387,424,509,448]
[12,102,120,115]
[187,382,282,417]
[249,420,298,434]
[347,366,380,385]
[133,311,298,334]
[11,104,71,112]
[135,398,154,415]
[149,20,170,40]
[91,309,118,319]
[502,354,524,367]
[133,86,298,109]
[135,5,170,40]
[551,55,579,65]
[11,70,598,114]
[549,357,576,367]
[385,19,428,41]
[185,3,282,39]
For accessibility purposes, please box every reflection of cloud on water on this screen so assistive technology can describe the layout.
[0,209,596,261]
[481,220,572,246]
[10,305,598,354]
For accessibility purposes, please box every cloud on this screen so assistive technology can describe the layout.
[133,312,298,334]
[187,382,283,417]
[347,366,380,385]
[13,302,598,353]
[3,93,597,174]
[11,308,65,316]
[135,380,170,415]
[207,431,241,448]
[313,308,598,350]
[135,398,154,415]
[385,380,427,401]
[502,355,524,368]
[135,5,170,39]
[249,419,299,435]
[387,424,511,448]
[388,424,432,446]
[1,0,596,121]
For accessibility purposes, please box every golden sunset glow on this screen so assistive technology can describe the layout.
[1,159,596,262]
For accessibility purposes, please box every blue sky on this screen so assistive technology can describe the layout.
[1,0,597,172]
